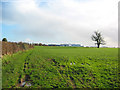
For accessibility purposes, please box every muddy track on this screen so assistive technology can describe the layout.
[16,52,33,88]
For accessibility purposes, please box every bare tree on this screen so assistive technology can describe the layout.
[91,31,105,48]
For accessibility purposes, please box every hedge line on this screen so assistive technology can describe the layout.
[0,41,34,56]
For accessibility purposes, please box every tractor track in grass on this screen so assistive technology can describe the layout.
[16,51,33,88]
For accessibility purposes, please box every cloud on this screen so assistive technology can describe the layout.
[1,0,119,47]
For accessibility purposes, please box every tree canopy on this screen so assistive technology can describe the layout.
[2,38,7,42]
[91,31,105,48]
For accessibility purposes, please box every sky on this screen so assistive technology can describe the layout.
[0,0,119,47]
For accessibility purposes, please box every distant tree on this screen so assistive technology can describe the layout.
[39,43,42,46]
[91,31,105,48]
[2,38,7,42]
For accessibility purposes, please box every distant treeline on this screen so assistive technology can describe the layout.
[33,43,47,46]
[1,41,34,56]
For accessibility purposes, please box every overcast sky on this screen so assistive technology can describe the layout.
[0,0,119,47]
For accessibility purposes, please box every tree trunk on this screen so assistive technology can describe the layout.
[97,44,100,48]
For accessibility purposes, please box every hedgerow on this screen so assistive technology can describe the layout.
[1,41,34,56]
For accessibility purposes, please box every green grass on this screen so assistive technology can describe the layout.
[2,46,119,88]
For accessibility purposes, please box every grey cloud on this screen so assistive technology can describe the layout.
[1,0,118,47]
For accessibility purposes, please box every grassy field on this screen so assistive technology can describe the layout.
[2,46,119,88]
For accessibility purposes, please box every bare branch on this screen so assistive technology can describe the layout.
[91,31,105,48]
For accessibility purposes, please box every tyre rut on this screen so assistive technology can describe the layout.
[16,51,33,87]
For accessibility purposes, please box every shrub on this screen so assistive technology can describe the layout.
[2,38,7,42]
